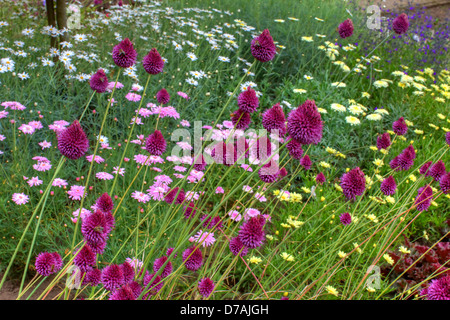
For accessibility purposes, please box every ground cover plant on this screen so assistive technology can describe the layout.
[0,0,448,300]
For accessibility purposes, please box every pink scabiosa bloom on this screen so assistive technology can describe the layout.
[229,236,248,256]
[182,246,203,271]
[425,276,450,300]
[238,216,266,249]
[198,277,215,298]
[262,103,286,136]
[392,13,409,35]
[67,185,86,201]
[177,91,190,100]
[27,176,43,187]
[125,92,141,102]
[142,272,163,299]
[340,167,366,201]
[258,160,279,183]
[35,252,63,276]
[74,244,96,272]
[338,19,354,38]
[164,187,185,204]
[142,48,165,75]
[145,130,167,156]
[237,87,259,113]
[287,100,323,145]
[376,132,391,150]
[300,155,312,170]
[286,137,303,160]
[428,160,446,182]
[339,212,352,226]
[11,192,29,205]
[419,161,433,175]
[380,176,397,195]
[38,140,52,150]
[392,117,408,135]
[89,69,109,93]
[101,264,125,291]
[440,172,450,194]
[153,256,173,278]
[131,191,150,203]
[112,38,137,68]
[251,29,277,62]
[57,120,89,160]
[96,192,114,213]
[316,172,326,185]
[192,230,216,247]
[414,184,433,211]
[156,88,170,105]
[231,109,251,130]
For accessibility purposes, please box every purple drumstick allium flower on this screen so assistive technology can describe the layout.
[428,160,446,182]
[392,117,408,135]
[198,277,215,298]
[287,100,323,145]
[258,160,279,183]
[156,88,170,105]
[183,201,197,219]
[121,261,135,284]
[109,284,137,300]
[145,130,167,156]
[101,264,124,291]
[440,172,450,194]
[229,236,249,257]
[231,108,251,130]
[142,272,163,299]
[112,38,137,68]
[142,48,165,75]
[392,13,410,35]
[338,19,354,38]
[286,137,303,160]
[340,167,366,201]
[194,154,207,171]
[81,210,108,253]
[339,212,352,226]
[419,161,433,175]
[84,268,102,287]
[300,154,312,170]
[164,187,185,204]
[238,216,265,249]
[251,29,277,62]
[380,176,397,195]
[414,184,433,211]
[237,87,259,113]
[74,245,96,272]
[35,252,63,276]
[153,256,173,278]
[446,132,450,146]
[57,120,89,160]
[182,246,203,271]
[212,142,237,166]
[96,192,114,213]
[262,103,286,136]
[89,69,109,93]
[376,132,391,150]
[316,172,326,185]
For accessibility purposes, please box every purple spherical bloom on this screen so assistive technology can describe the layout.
[446,132,450,146]
[440,172,450,194]
[231,109,251,130]
[201,215,223,230]
[229,236,249,257]
[376,132,391,150]
[278,167,288,179]
[74,245,96,272]
[109,284,136,300]
[255,136,272,161]
[316,172,326,185]
[198,277,215,298]
[81,210,108,250]
[89,69,109,93]
[426,276,450,300]
[261,103,286,136]
[338,19,354,38]
[428,160,446,182]
[238,216,265,249]
[35,252,63,276]
[145,130,167,156]
[237,87,259,113]
[104,211,115,235]
[57,120,89,160]
[414,184,433,211]
[340,167,366,201]
[339,212,352,226]
[142,48,165,75]
[258,160,279,183]
[84,268,102,287]
[380,176,397,196]
[164,187,185,205]
[287,100,323,145]
[142,272,163,299]
[395,145,415,171]
[389,156,399,171]
[153,256,173,278]
[194,154,207,171]
[251,29,277,62]
[235,136,250,160]
[392,117,408,135]
[211,142,237,166]
[419,161,433,175]
[392,13,409,35]
[101,264,125,291]
[112,38,137,68]
[96,192,114,213]
[121,261,135,284]
[286,137,303,160]
[300,155,312,170]
[156,88,170,105]
[182,246,203,271]
[183,202,198,219]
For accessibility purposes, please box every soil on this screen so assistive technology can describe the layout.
[0,273,68,300]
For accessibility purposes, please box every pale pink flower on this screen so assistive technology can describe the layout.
[0,134,5,141]
[96,172,114,180]
[244,208,261,220]
[215,187,224,194]
[12,193,29,205]
[180,120,190,127]
[255,193,267,202]
[86,154,105,163]
[71,208,91,223]
[177,91,190,100]
[154,175,172,185]
[147,184,169,201]
[242,185,253,193]
[33,161,52,172]
[192,230,216,247]
[112,167,125,176]
[52,178,68,188]
[18,124,35,134]
[125,92,141,102]
[28,120,43,130]
[38,140,52,149]
[2,101,26,110]
[174,166,187,172]
[27,176,43,187]
[0,110,9,119]
[67,185,86,201]
[176,141,192,151]
[228,210,242,221]
[131,191,150,203]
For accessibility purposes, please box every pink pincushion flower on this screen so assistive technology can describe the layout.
[125,92,141,102]
[38,140,52,150]
[18,123,35,134]
[52,178,68,188]
[96,172,114,180]
[177,91,190,100]
[68,185,87,201]
[192,230,216,247]
[27,176,43,187]
[2,101,26,111]
[131,191,150,203]
[12,193,29,205]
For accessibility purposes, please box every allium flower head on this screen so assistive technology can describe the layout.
[84,268,102,287]
[109,284,137,300]
[238,216,265,249]
[198,277,215,298]
[142,48,165,75]
[81,210,108,252]
[182,246,203,271]
[428,160,446,182]
[392,117,408,135]
[121,261,135,284]
[231,109,251,130]
[446,132,450,146]
[339,212,352,226]
[414,184,433,211]
[101,264,125,291]
[251,29,277,62]
[142,272,163,298]
[419,161,433,175]
[380,176,397,195]
[229,236,249,256]
[300,155,312,170]
[164,187,185,204]
[156,88,170,105]
[183,201,198,219]
[153,256,173,278]
[258,160,279,183]
[316,172,326,185]
[392,13,409,35]
[237,87,259,113]
[89,69,109,93]
[426,276,450,300]
[74,245,96,272]
[440,172,450,194]
[211,142,237,166]
[96,192,114,213]
[286,137,303,160]
[57,120,89,160]
[193,154,207,171]
[287,100,323,145]
[112,38,137,68]
[340,167,366,201]
[262,103,286,135]
[376,132,391,150]
[338,19,354,38]
[145,130,167,156]
[35,252,63,276]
